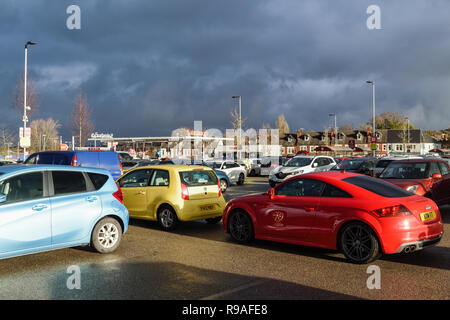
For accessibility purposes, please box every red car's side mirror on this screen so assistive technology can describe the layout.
[432,173,442,180]
[269,188,275,200]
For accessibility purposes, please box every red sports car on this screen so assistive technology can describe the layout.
[223,171,443,263]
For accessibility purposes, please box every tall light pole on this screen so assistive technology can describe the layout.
[366,80,376,156]
[406,117,410,153]
[328,113,337,146]
[23,41,37,158]
[232,96,242,159]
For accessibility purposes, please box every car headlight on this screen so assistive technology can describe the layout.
[406,185,419,194]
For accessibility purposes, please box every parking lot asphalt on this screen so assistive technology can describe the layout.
[0,177,448,300]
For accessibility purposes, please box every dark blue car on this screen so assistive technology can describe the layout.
[24,151,123,180]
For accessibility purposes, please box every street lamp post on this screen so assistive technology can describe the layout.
[232,96,242,159]
[366,81,376,157]
[23,41,37,159]
[328,113,337,145]
[328,113,337,156]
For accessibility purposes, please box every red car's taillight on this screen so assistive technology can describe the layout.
[371,205,411,218]
[113,187,124,204]
[119,155,123,174]
[71,155,77,166]
[181,183,189,200]
[218,180,222,197]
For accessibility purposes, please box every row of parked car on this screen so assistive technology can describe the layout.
[266,154,450,206]
[0,150,447,264]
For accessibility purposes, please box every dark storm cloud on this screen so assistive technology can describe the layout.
[1,0,449,139]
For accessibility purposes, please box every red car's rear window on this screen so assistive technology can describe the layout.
[342,176,413,198]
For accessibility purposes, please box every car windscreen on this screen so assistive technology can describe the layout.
[137,160,159,167]
[204,162,221,169]
[380,162,429,179]
[122,161,137,168]
[333,159,364,170]
[179,170,218,186]
[342,176,412,198]
[284,157,313,167]
[376,160,393,168]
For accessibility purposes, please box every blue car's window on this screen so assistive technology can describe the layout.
[37,153,54,164]
[53,154,70,165]
[88,173,109,190]
[52,171,87,195]
[0,172,44,204]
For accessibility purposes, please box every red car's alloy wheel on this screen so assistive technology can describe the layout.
[228,211,253,243]
[340,222,381,264]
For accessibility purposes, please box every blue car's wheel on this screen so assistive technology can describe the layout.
[91,217,123,254]
[220,179,228,193]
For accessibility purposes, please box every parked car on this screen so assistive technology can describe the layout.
[117,151,134,162]
[331,158,378,176]
[24,151,123,180]
[215,169,231,193]
[204,161,247,185]
[260,156,292,176]
[247,158,262,176]
[379,159,450,206]
[223,171,443,264]
[334,157,352,165]
[0,165,129,259]
[269,155,336,187]
[117,165,226,230]
[372,155,422,177]
[0,160,17,166]
[122,160,139,173]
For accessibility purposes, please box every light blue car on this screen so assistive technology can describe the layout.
[0,165,129,260]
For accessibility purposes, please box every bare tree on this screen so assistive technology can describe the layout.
[30,118,61,153]
[276,114,290,137]
[11,73,40,117]
[339,123,354,131]
[0,128,16,156]
[71,91,94,147]
[230,107,247,131]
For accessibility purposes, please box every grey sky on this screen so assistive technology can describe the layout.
[1,0,449,140]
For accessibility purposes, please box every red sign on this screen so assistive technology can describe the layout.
[19,127,31,138]
[60,144,69,151]
[370,136,378,143]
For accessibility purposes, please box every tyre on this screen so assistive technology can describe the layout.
[91,217,123,254]
[219,179,228,193]
[250,169,255,176]
[228,210,254,243]
[339,222,381,264]
[205,217,222,224]
[236,173,245,185]
[269,180,276,188]
[157,205,179,231]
